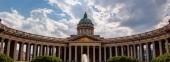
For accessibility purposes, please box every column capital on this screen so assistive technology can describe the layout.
[7,39,12,42]
[1,37,5,40]
[140,43,143,45]
[20,42,24,44]
[64,45,67,47]
[26,43,30,46]
[46,45,49,47]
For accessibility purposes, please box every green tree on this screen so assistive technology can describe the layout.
[151,53,170,62]
[107,56,140,62]
[31,56,62,62]
[0,53,13,62]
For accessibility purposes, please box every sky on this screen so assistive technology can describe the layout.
[0,0,170,38]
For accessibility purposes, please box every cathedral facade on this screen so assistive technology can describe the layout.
[0,13,170,62]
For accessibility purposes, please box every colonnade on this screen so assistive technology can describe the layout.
[77,29,94,35]
[0,37,169,62]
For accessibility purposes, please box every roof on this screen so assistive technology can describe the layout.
[78,12,93,24]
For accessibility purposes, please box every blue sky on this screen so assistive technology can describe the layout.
[0,0,49,16]
[0,0,169,38]
[0,0,68,20]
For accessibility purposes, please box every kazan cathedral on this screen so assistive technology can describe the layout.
[0,12,170,62]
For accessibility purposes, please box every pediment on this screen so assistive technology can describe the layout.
[76,37,94,41]
[69,35,102,41]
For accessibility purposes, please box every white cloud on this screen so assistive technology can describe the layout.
[47,0,134,38]
[155,16,170,28]
[30,8,54,19]
[0,9,24,29]
[0,8,69,38]
[155,0,170,29]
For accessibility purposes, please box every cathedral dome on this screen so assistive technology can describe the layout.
[78,12,92,25]
[77,12,94,35]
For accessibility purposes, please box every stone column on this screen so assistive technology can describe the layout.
[52,46,55,56]
[93,46,95,62]
[81,46,83,54]
[7,40,11,56]
[109,46,112,57]
[152,42,156,58]
[99,46,101,62]
[146,43,150,62]
[130,46,133,57]
[26,43,30,61]
[33,44,37,58]
[121,46,124,56]
[159,41,163,55]
[87,46,89,60]
[127,45,130,56]
[13,41,17,61]
[89,30,91,35]
[82,29,84,35]
[40,45,43,56]
[0,38,4,53]
[133,44,136,58]
[115,46,118,56]
[139,43,143,61]
[81,46,83,62]
[36,45,39,56]
[69,46,71,61]
[104,46,106,62]
[64,46,66,62]
[51,46,53,56]
[46,45,49,56]
[137,45,140,59]
[75,46,77,62]
[165,39,169,53]
[58,46,61,57]
[44,46,46,55]
[19,43,24,61]
[79,30,81,35]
